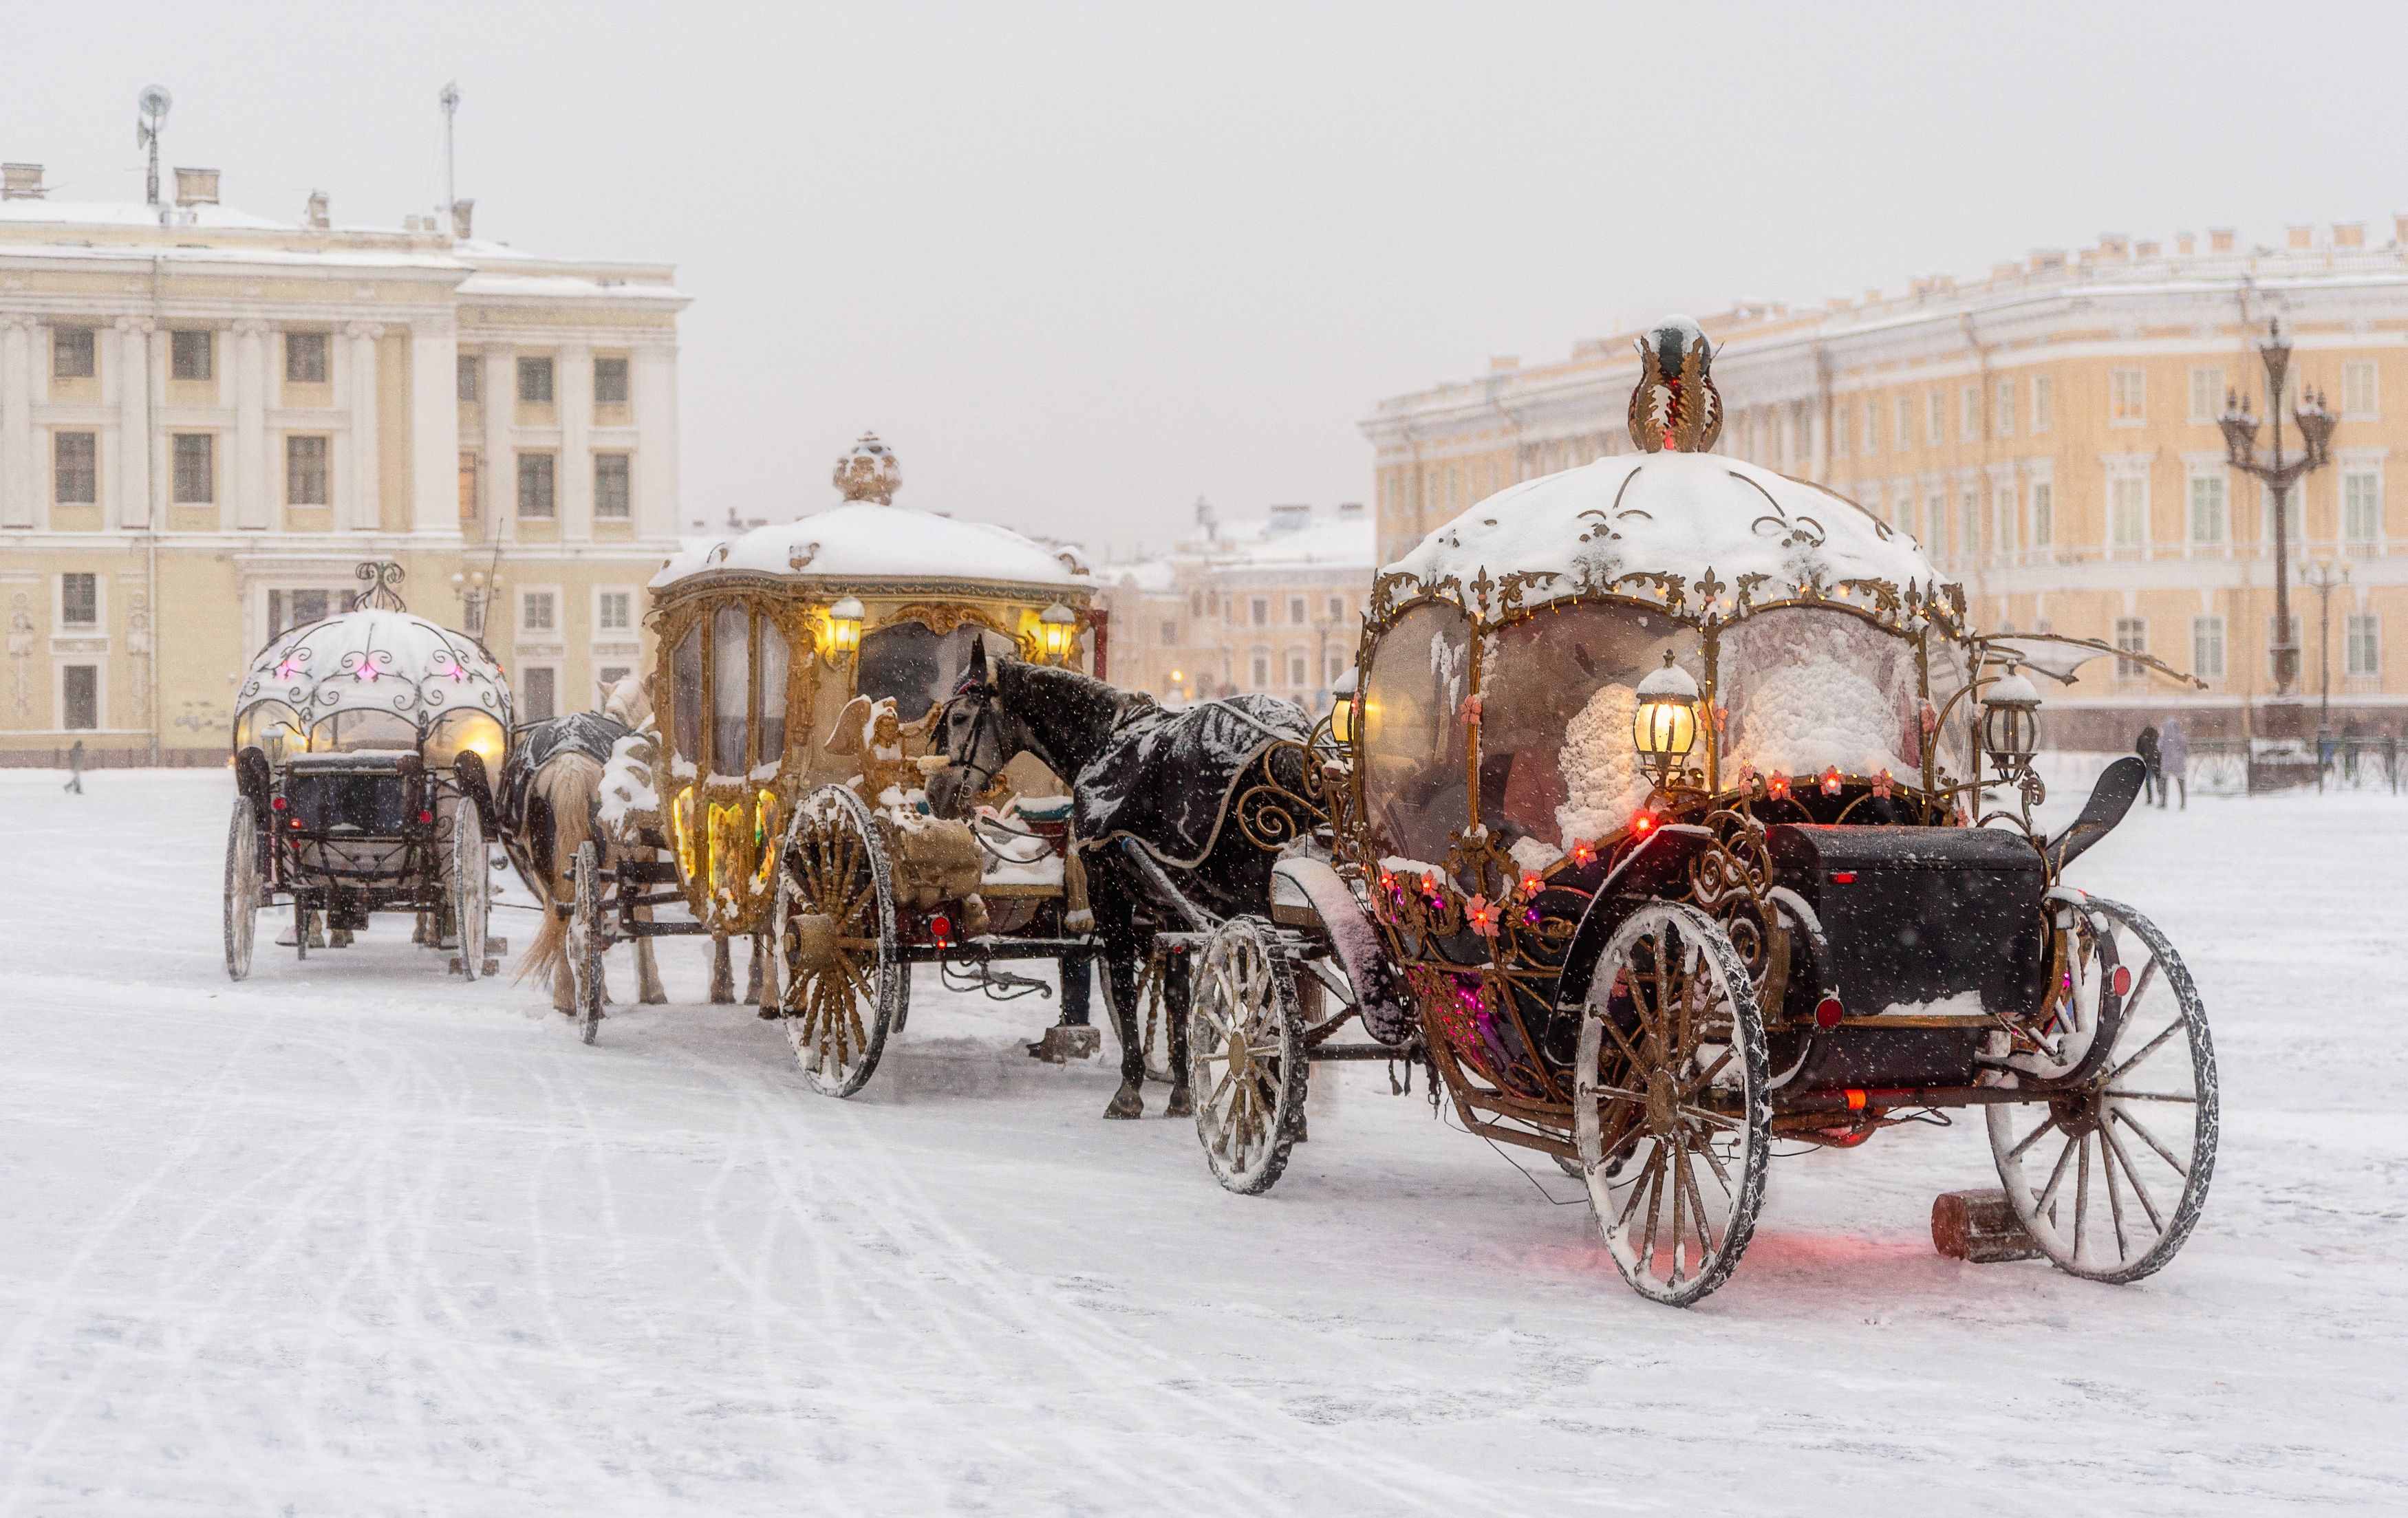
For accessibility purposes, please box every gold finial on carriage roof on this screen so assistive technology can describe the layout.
[833,430,903,505]
[1626,315,1723,455]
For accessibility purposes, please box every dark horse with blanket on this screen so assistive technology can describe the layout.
[925,642,1311,1119]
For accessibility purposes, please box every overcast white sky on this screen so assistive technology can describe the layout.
[8,1,2406,556]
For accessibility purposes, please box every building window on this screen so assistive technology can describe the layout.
[1189,591,1203,619]
[1895,395,1913,451]
[517,453,556,517]
[171,433,214,503]
[268,588,332,640]
[2030,481,2053,547]
[1287,595,1307,625]
[285,332,329,384]
[52,326,95,380]
[596,664,633,693]
[1862,400,1879,453]
[1159,620,1179,647]
[2191,616,2226,682]
[2109,477,2147,552]
[522,590,557,633]
[1205,590,1218,616]
[171,329,214,382]
[2345,613,2381,677]
[2260,481,2306,543]
[2032,375,2053,433]
[1249,597,1269,627]
[1831,404,1851,459]
[2114,617,2149,680]
[597,590,633,633]
[61,572,98,626]
[523,666,558,724]
[1325,652,1346,686]
[2188,475,2226,546]
[458,452,480,522]
[1925,391,1944,446]
[1287,651,1308,686]
[1926,492,1948,555]
[2109,367,2144,424]
[62,665,98,730]
[1960,487,1981,556]
[457,353,480,402]
[1249,653,1269,686]
[517,356,554,404]
[594,356,630,406]
[54,431,97,503]
[1961,386,1981,442]
[594,453,632,519]
[286,436,330,506]
[2189,365,2225,424]
[1326,594,1344,621]
[1994,377,2015,437]
[2343,469,2382,542]
[2343,360,2379,420]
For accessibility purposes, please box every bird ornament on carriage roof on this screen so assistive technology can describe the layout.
[1627,314,1722,454]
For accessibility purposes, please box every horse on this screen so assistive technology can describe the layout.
[925,641,1310,1119]
[504,674,667,1012]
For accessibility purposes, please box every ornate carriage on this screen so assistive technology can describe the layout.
[570,434,1106,1085]
[223,562,510,981]
[1185,323,2219,1305]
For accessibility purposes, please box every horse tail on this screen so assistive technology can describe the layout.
[513,750,608,990]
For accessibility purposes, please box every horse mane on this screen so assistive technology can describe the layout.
[991,659,1131,777]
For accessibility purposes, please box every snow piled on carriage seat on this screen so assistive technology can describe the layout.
[1387,451,1944,600]
[1550,682,1650,863]
[652,501,1090,591]
[1723,658,1918,779]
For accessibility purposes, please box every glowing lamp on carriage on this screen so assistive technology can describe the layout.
[1037,603,1078,665]
[1631,651,1701,785]
[1329,666,1358,746]
[824,597,866,665]
[1980,669,2043,774]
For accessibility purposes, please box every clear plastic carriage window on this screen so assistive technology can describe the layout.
[712,602,751,774]
[309,708,417,753]
[1359,600,1473,871]
[856,620,942,721]
[756,616,790,768]
[423,709,506,772]
[1717,607,1923,784]
[234,700,305,766]
[1480,605,1702,874]
[671,621,702,764]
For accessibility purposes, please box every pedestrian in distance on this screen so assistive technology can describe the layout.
[2135,724,2164,807]
[2158,716,2188,810]
[63,737,84,795]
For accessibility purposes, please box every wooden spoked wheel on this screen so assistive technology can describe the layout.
[224,798,264,981]
[570,841,608,1045]
[1574,902,1772,1307]
[773,785,904,1098]
[451,799,490,981]
[1988,896,2217,1283]
[1188,915,1307,1195]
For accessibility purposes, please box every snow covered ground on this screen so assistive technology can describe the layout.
[1,766,2401,1515]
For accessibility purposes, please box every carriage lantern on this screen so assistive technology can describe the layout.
[1037,603,1078,664]
[1329,665,1358,746]
[824,597,866,664]
[1631,650,1700,784]
[1980,668,2043,774]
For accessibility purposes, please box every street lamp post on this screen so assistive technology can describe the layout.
[2303,559,2350,786]
[2217,318,2337,702]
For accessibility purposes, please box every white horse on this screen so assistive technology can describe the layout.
[513,673,667,1010]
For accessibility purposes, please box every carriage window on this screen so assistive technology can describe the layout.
[1718,608,1922,783]
[712,603,751,774]
[756,616,790,767]
[235,700,305,766]
[1360,600,1473,873]
[671,621,702,764]
[857,620,943,721]
[424,709,507,771]
[310,709,417,753]
[1481,605,1701,873]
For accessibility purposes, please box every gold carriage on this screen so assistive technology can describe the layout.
[570,435,1104,1078]
[1181,321,2219,1306]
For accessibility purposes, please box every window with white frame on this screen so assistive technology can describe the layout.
[2259,481,2306,543]
[2032,374,2054,433]
[596,589,633,633]
[1925,391,1945,446]
[2189,475,2227,547]
[522,589,557,635]
[2109,476,2148,552]
[2114,617,2148,679]
[1961,386,1981,442]
[1831,403,1850,459]
[2189,365,2226,424]
[1159,620,1177,647]
[522,665,559,724]
[1896,395,1913,451]
[61,664,99,730]
[596,664,634,694]
[267,587,332,640]
[60,572,98,627]
[1287,651,1308,686]
[1926,492,1948,554]
[2109,368,2145,424]
[1249,597,1269,627]
[1325,651,1346,686]
[1993,481,2017,554]
[1995,377,2015,437]
[2342,468,2382,543]
[1325,594,1344,621]
[2342,360,2379,420]
[2191,616,2226,681]
[2030,481,2053,547]
[1960,487,1981,557]
[1249,652,1269,687]
[1287,595,1307,625]
[2345,612,2380,677]
[1862,400,1879,453]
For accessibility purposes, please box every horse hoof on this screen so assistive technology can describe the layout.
[1104,1086,1144,1120]
[1164,1087,1193,1118]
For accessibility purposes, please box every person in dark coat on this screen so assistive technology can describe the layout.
[63,738,85,794]
[2135,724,2163,807]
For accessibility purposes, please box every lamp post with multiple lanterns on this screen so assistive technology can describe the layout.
[2217,318,2338,701]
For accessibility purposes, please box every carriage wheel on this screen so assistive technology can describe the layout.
[1187,915,1308,1195]
[224,799,264,981]
[773,785,904,1097]
[451,799,491,981]
[1988,896,2217,1283]
[1574,902,1772,1307]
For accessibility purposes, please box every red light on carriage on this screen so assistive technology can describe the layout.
[418,810,434,825]
[289,818,303,830]
[1829,871,1856,884]
[930,913,953,943]
[1631,812,1655,835]
[270,796,287,811]
[2112,965,2133,999]
[1845,1089,1868,1110]
[1815,996,1845,1029]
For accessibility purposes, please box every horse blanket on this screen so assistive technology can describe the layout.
[497,711,630,841]
[1071,694,1311,867]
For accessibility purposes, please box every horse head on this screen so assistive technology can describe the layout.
[600,671,652,729]
[925,638,1029,819]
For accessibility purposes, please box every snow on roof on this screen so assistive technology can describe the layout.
[0,198,291,231]
[652,501,1090,594]
[236,609,510,730]
[1390,452,1946,611]
[1206,511,1377,570]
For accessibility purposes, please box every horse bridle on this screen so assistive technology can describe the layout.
[935,682,1009,794]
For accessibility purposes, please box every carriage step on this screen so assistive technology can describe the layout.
[1931,1188,2042,1264]
[1026,1024,1101,1063]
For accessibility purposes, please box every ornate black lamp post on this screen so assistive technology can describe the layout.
[2217,318,2337,697]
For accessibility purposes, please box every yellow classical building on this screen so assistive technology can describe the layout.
[0,160,685,764]
[1366,222,2408,746]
